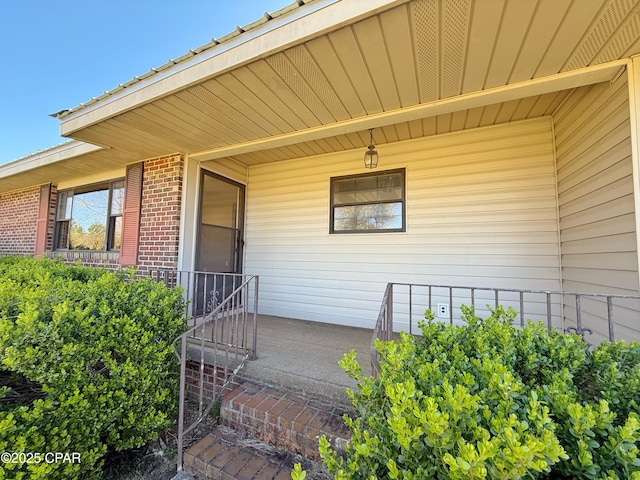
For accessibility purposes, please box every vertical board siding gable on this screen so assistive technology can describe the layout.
[119,163,143,265]
[34,184,51,257]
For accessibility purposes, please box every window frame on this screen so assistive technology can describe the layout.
[329,168,406,234]
[106,180,125,251]
[54,179,125,252]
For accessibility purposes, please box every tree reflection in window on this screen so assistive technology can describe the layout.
[334,203,403,231]
[69,190,108,250]
[55,180,124,251]
[330,169,405,233]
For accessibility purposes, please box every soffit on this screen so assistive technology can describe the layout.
[0,143,139,193]
[64,0,640,167]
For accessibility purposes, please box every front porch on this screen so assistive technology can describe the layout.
[170,269,640,477]
[243,315,371,405]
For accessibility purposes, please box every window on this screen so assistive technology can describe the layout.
[55,180,125,251]
[330,168,405,233]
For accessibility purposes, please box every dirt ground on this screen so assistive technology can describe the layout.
[102,401,218,480]
[102,400,331,480]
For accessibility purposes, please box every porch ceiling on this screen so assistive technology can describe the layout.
[61,0,640,167]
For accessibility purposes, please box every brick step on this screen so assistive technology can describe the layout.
[184,425,331,480]
[183,378,353,479]
[219,379,352,460]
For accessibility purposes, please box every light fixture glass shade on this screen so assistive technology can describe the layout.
[364,145,378,168]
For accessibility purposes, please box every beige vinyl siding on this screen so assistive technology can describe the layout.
[554,75,640,343]
[244,118,560,329]
[201,158,248,184]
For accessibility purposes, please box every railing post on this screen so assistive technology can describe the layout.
[575,294,582,334]
[176,336,187,472]
[607,296,614,341]
[252,276,259,360]
[386,283,393,341]
[409,284,413,335]
[195,324,204,415]
[213,307,219,398]
[449,287,453,325]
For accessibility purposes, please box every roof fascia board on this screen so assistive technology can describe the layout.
[0,142,105,180]
[59,0,409,137]
[191,59,629,162]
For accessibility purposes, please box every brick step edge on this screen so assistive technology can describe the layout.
[219,379,353,460]
[184,425,331,480]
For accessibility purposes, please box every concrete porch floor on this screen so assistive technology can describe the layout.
[241,315,373,405]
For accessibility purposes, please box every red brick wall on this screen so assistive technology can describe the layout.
[0,185,56,255]
[185,361,232,401]
[137,154,184,274]
[2,153,184,274]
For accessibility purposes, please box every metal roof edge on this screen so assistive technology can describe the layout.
[54,0,322,120]
[0,141,106,179]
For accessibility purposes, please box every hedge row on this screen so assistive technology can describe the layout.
[0,256,186,479]
[322,306,640,480]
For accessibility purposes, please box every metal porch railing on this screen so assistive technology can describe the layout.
[153,270,259,472]
[371,283,640,377]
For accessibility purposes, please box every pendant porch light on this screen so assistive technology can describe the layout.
[363,128,379,169]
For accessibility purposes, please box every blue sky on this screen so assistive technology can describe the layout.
[0,0,291,165]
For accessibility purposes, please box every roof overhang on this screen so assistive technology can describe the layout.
[55,0,640,168]
[0,142,135,193]
[0,142,102,177]
[57,0,409,137]
[4,0,640,190]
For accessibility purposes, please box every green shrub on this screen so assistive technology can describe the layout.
[320,305,640,480]
[0,256,186,479]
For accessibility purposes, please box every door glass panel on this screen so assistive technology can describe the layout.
[197,225,236,272]
[196,173,244,274]
[200,177,238,228]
